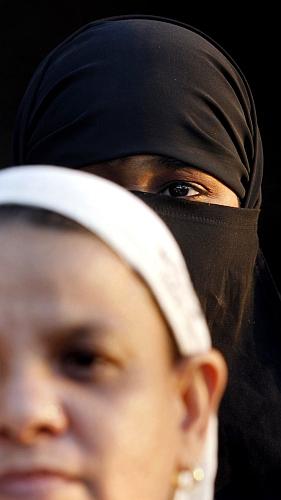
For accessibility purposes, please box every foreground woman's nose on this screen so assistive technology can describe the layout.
[0,367,68,444]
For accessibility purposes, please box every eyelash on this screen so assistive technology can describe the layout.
[159,181,206,198]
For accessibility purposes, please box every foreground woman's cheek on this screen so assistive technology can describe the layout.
[66,372,179,500]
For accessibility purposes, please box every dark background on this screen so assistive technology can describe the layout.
[1,1,280,287]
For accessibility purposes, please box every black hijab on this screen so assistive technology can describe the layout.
[13,15,262,208]
[12,15,281,500]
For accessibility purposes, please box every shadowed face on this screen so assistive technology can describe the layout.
[0,222,191,500]
[83,155,240,207]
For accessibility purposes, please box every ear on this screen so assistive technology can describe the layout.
[175,348,227,470]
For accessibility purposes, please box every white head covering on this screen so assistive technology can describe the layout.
[0,165,218,500]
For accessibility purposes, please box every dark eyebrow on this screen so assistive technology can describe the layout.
[94,155,189,169]
[44,318,119,345]
[157,156,189,168]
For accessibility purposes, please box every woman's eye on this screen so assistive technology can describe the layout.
[160,181,201,198]
[59,349,106,380]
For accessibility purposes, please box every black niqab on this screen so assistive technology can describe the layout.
[135,192,281,500]
[12,16,281,500]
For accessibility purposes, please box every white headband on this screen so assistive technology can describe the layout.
[0,165,210,355]
[0,165,217,500]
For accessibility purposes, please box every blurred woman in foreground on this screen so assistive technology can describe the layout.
[0,166,226,500]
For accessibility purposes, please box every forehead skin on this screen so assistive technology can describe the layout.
[82,154,240,207]
[0,224,172,357]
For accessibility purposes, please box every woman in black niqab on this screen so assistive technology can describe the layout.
[12,15,281,500]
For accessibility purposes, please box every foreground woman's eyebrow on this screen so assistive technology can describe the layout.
[42,318,127,344]
[0,317,124,349]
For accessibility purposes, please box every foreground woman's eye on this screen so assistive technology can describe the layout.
[60,348,107,380]
[160,181,201,198]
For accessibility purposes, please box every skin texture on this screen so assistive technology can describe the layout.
[83,155,240,207]
[0,223,226,500]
